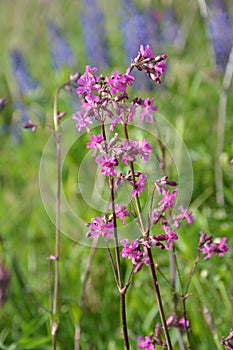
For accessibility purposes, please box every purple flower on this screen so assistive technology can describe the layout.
[162,225,178,248]
[120,239,149,270]
[131,45,167,84]
[166,313,189,331]
[231,159,233,169]
[72,111,93,133]
[106,71,134,95]
[158,187,178,211]
[86,216,114,238]
[132,174,147,197]
[140,97,158,122]
[173,205,194,228]
[77,65,100,105]
[178,205,194,224]
[199,232,229,260]
[86,134,104,156]
[114,204,130,225]
[138,44,155,59]
[140,139,152,162]
[95,154,118,177]
[137,335,155,349]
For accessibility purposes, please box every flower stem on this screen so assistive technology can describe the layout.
[146,247,173,350]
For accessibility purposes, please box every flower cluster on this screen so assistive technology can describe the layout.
[198,231,228,260]
[120,239,150,272]
[138,314,189,349]
[72,45,166,134]
[86,204,130,239]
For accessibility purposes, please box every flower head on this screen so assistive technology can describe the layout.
[130,45,167,84]
[86,134,104,156]
[86,216,114,238]
[199,232,229,260]
[72,111,93,133]
[137,335,155,349]
[95,154,118,177]
[132,174,147,197]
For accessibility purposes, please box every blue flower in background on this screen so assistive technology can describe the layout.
[119,0,149,62]
[47,22,76,71]
[159,8,183,50]
[10,50,38,95]
[80,0,109,68]
[207,0,233,70]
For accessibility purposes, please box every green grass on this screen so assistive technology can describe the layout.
[1,1,233,349]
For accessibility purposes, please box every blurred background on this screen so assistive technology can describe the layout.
[1,0,233,349]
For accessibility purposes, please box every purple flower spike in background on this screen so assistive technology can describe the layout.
[47,23,75,71]
[207,0,233,71]
[10,50,38,95]
[80,0,109,68]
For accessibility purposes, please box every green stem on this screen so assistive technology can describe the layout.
[146,247,173,350]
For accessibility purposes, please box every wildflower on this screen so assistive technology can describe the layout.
[106,71,134,95]
[86,216,114,238]
[120,239,149,270]
[95,154,118,177]
[132,173,147,197]
[139,139,152,162]
[72,111,93,133]
[231,159,233,169]
[130,44,167,84]
[199,232,229,260]
[137,335,155,349]
[111,204,130,225]
[77,65,100,105]
[86,134,104,156]
[139,97,158,122]
[173,205,194,228]
[22,119,37,132]
[162,224,178,248]
[221,329,233,350]
[166,313,189,331]
[158,187,178,211]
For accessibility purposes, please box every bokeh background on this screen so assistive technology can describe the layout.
[1,0,233,349]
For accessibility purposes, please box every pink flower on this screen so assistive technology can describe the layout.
[120,239,149,271]
[86,134,104,156]
[158,188,178,211]
[131,45,167,84]
[140,139,152,162]
[138,44,155,59]
[172,205,194,227]
[132,174,147,197]
[137,335,155,350]
[199,232,229,260]
[95,154,118,177]
[106,71,134,94]
[77,65,100,105]
[114,204,130,225]
[86,216,114,238]
[140,97,158,122]
[231,159,233,168]
[72,111,93,133]
[162,225,178,248]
